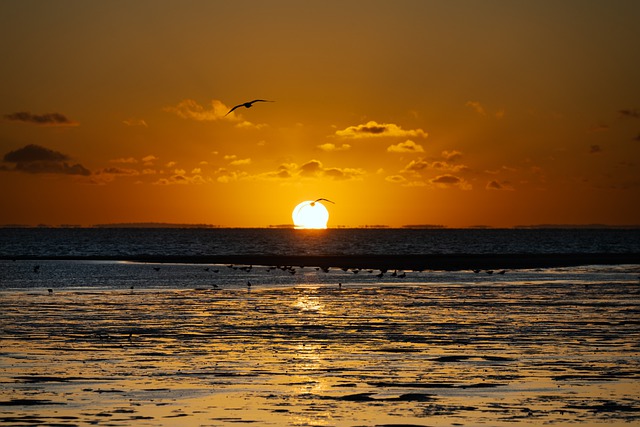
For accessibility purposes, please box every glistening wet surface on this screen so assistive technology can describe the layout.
[1,281,639,426]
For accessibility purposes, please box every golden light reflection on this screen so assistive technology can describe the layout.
[293,295,324,312]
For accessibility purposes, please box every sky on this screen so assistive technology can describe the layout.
[1,0,639,228]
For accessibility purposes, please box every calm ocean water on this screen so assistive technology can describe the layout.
[0,228,638,291]
[1,227,639,257]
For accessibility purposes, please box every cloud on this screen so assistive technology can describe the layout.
[387,140,424,153]
[91,167,140,184]
[318,142,351,152]
[618,108,639,119]
[466,101,486,116]
[142,155,158,164]
[235,120,268,130]
[2,144,90,176]
[154,174,207,185]
[589,144,603,154]
[3,111,78,126]
[299,160,323,177]
[99,167,139,176]
[335,121,427,139]
[123,118,148,127]
[431,174,461,185]
[223,155,251,166]
[110,157,138,164]
[401,158,429,173]
[164,99,230,121]
[230,158,251,166]
[430,174,471,190]
[466,102,505,119]
[385,175,407,184]
[442,150,463,161]
[486,180,514,191]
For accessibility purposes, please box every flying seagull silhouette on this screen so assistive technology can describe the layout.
[309,198,335,206]
[225,99,273,116]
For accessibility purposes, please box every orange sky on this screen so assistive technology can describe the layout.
[1,1,639,228]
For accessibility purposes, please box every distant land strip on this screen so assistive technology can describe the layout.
[4,253,639,271]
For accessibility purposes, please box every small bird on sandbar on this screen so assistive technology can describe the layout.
[310,198,335,206]
[225,99,273,116]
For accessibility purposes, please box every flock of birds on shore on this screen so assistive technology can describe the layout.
[30,261,509,293]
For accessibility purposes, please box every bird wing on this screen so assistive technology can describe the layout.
[249,99,273,105]
[314,198,335,204]
[225,104,243,116]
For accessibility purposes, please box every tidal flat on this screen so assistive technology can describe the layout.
[1,280,639,426]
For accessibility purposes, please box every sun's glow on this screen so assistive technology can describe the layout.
[292,201,330,229]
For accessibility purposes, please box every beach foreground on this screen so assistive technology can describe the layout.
[1,279,639,426]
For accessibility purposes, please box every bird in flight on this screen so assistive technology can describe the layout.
[225,99,274,116]
[310,198,335,206]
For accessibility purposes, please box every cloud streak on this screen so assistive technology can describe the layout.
[3,111,78,126]
[2,144,90,176]
[165,99,233,121]
[618,108,639,119]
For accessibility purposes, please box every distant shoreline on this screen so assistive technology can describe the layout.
[2,224,640,230]
[4,253,639,271]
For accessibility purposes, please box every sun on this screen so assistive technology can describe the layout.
[292,201,330,229]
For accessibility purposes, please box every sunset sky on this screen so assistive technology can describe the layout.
[1,0,639,228]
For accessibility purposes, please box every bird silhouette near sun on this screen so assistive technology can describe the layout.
[292,198,335,229]
[225,99,274,116]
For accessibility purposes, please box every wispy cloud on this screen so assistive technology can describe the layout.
[2,144,90,175]
[3,111,78,127]
[400,155,468,175]
[123,118,148,127]
[465,101,505,119]
[142,155,158,165]
[442,150,463,161]
[110,157,138,164]
[318,142,351,152]
[486,180,514,191]
[618,108,639,119]
[387,140,424,153]
[589,144,603,154]
[164,99,231,121]
[465,101,486,116]
[154,174,207,185]
[335,121,427,139]
[217,159,366,184]
[230,158,251,166]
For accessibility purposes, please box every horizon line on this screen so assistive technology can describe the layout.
[1,222,640,230]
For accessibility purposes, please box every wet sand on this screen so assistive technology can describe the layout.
[1,281,639,426]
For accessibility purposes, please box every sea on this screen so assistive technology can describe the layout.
[1,228,639,426]
[0,227,639,290]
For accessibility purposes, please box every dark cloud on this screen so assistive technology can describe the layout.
[4,111,78,126]
[618,109,639,119]
[4,144,69,163]
[3,144,90,176]
[589,144,603,154]
[487,180,503,190]
[486,180,514,190]
[431,175,461,185]
[634,133,640,142]
[299,160,323,176]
